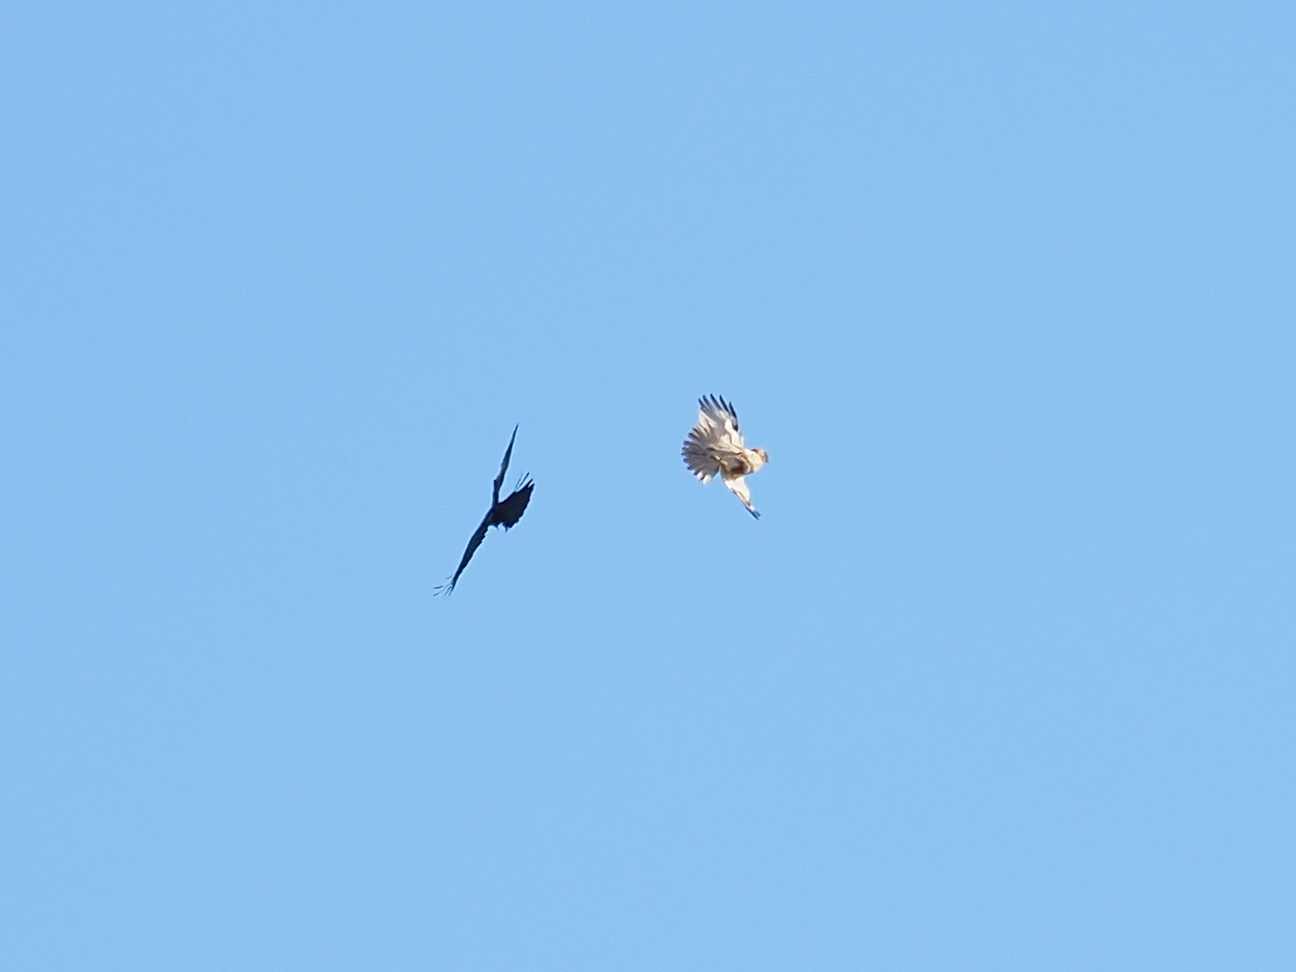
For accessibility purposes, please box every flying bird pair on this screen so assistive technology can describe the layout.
[439,396,767,591]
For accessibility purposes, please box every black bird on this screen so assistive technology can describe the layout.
[437,426,534,594]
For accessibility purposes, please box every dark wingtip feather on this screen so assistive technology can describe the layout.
[699,393,739,426]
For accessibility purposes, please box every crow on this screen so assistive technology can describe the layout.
[437,426,534,594]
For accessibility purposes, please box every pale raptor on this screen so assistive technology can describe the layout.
[682,395,768,518]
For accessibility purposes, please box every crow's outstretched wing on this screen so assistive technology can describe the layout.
[492,425,519,504]
[492,478,533,529]
[437,512,491,595]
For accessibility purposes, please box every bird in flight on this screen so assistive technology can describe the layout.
[437,426,534,594]
[682,395,768,518]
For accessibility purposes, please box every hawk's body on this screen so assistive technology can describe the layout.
[682,395,768,518]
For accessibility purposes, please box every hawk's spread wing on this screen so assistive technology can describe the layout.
[683,395,747,482]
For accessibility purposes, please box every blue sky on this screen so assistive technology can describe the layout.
[2,1,1294,968]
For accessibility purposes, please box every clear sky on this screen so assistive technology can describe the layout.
[3,1,1294,969]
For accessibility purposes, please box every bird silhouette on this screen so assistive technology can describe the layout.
[437,426,534,594]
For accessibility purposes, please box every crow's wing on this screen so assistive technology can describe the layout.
[492,425,519,504]
[437,511,492,594]
[491,479,533,529]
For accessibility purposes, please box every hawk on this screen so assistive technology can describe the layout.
[682,395,768,518]
[437,426,534,594]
